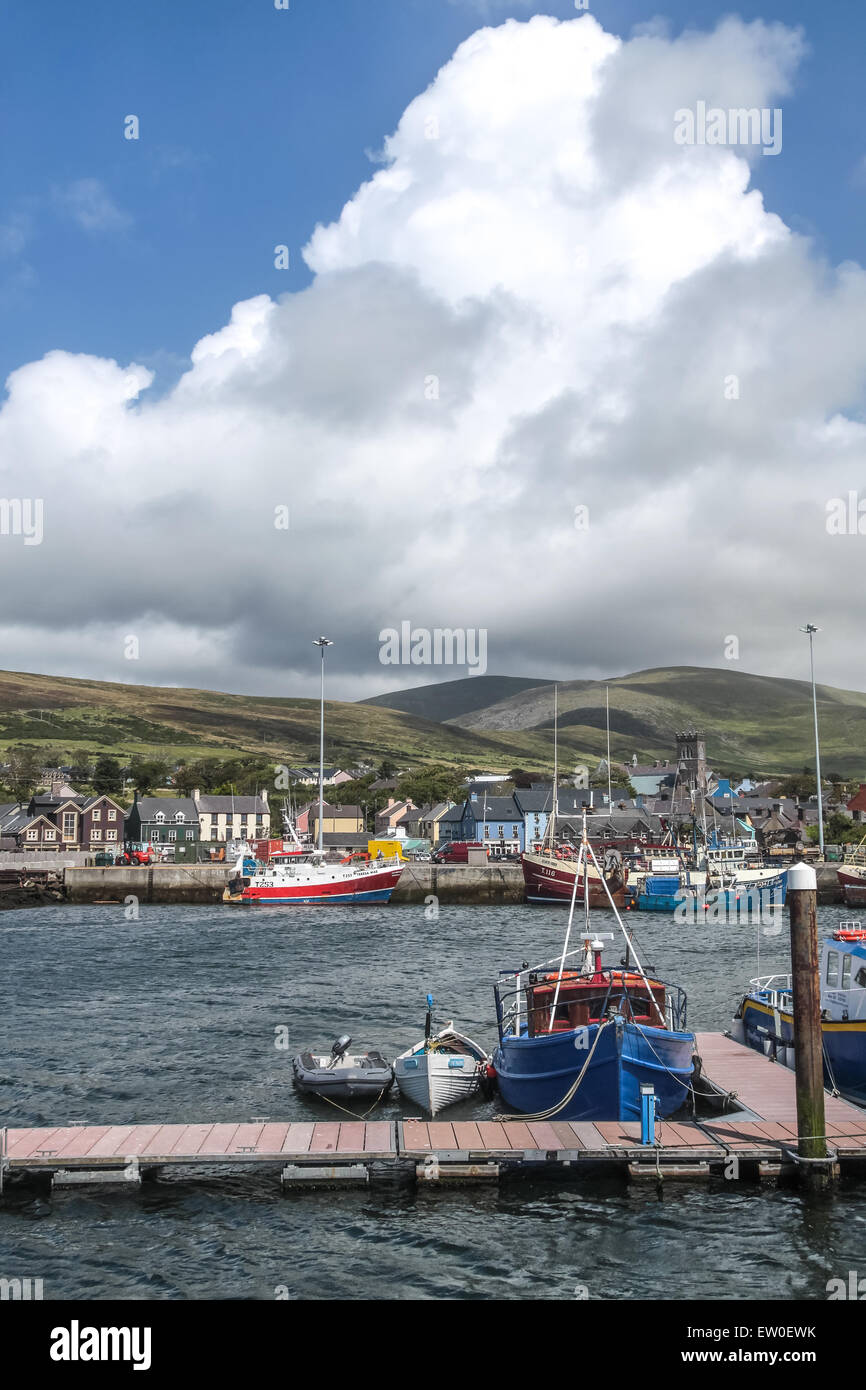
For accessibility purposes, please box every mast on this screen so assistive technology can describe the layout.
[606,685,612,810]
[800,624,825,858]
[552,683,558,839]
[312,636,333,853]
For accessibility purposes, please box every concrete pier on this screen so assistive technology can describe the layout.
[65,865,228,904]
[40,859,852,908]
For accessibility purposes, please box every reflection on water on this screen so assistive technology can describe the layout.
[1,901,863,1300]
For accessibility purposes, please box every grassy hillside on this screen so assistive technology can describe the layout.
[0,668,555,772]
[362,674,553,722]
[450,666,866,777]
[0,664,862,780]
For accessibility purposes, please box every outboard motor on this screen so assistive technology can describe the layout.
[330,1035,352,1065]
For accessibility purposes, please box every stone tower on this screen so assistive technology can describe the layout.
[675,729,707,793]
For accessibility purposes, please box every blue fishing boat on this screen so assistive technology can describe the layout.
[625,850,788,917]
[492,816,696,1122]
[733,924,866,1106]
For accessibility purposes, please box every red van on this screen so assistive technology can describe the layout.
[432,841,487,864]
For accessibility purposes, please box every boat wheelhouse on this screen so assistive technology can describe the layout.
[733,924,866,1105]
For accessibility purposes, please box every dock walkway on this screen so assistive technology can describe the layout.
[3,1036,865,1188]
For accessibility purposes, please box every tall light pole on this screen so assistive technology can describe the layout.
[312,637,333,852]
[800,624,824,859]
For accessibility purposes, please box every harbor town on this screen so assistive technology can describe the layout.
[5,0,866,1340]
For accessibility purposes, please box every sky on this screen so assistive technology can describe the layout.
[1,0,866,701]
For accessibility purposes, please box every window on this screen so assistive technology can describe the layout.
[106,830,117,841]
[174,812,185,823]
[92,829,102,840]
[152,830,161,841]
[483,826,490,838]
[92,809,101,822]
[154,811,165,824]
[168,830,177,841]
[826,950,839,987]
[45,829,56,841]
[842,954,852,990]
[107,809,116,821]
[62,812,76,839]
[26,828,38,841]
[856,967,866,989]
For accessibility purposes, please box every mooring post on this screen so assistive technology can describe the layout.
[640,1084,656,1147]
[787,861,834,1186]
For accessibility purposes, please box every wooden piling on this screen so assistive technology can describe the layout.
[787,861,833,1184]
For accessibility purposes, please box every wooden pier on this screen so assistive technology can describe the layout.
[3,1035,865,1190]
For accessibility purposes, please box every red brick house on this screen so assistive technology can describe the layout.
[846,785,866,824]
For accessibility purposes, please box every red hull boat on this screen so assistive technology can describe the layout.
[521,847,628,907]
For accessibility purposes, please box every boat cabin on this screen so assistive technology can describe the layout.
[821,926,866,1022]
[523,967,668,1035]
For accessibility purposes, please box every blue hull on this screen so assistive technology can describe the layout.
[741,1000,866,1106]
[632,872,788,915]
[493,1019,695,1121]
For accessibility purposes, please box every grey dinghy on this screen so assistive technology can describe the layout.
[291,1035,394,1101]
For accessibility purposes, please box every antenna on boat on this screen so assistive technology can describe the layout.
[312,636,334,853]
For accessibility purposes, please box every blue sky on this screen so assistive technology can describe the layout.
[2,0,864,391]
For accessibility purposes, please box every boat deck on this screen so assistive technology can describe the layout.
[3,1035,865,1188]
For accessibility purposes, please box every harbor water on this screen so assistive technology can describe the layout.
[2,902,865,1301]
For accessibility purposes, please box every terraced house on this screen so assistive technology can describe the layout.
[125,794,200,862]
[0,782,125,852]
[193,790,270,845]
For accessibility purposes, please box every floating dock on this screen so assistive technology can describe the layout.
[3,1035,864,1190]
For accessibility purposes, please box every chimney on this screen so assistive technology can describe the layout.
[192,787,200,802]
[261,789,268,806]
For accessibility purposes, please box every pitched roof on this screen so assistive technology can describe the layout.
[133,797,198,820]
[466,796,521,819]
[847,785,866,813]
[195,795,267,813]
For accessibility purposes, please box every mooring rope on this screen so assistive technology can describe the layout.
[315,1085,388,1121]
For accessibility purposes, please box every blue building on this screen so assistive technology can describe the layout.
[461,794,524,853]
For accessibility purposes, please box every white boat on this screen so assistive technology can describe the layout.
[395,998,488,1116]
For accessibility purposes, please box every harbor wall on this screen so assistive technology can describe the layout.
[65,865,227,904]
[51,861,851,908]
[62,862,527,905]
[390,863,525,905]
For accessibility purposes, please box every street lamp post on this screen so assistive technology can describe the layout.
[800,624,824,859]
[312,637,333,853]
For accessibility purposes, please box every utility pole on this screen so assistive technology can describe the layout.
[787,861,835,1186]
[312,637,333,852]
[800,624,824,859]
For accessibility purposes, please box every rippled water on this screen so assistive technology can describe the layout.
[2,901,864,1300]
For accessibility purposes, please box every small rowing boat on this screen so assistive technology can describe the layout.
[395,996,488,1116]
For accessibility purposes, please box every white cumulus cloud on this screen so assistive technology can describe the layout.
[1,13,864,703]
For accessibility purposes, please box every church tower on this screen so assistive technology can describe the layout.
[675,729,707,794]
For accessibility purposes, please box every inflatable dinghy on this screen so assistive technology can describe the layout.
[291,1035,394,1101]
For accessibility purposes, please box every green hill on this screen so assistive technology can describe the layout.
[0,668,553,772]
[362,674,553,723]
[0,663,862,780]
[448,665,866,778]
